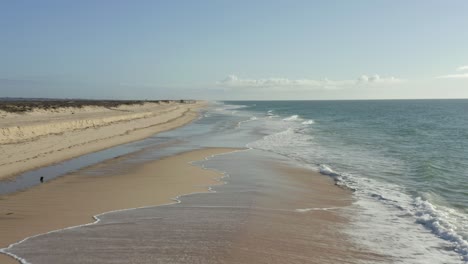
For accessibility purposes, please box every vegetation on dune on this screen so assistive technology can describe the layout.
[0,99,194,113]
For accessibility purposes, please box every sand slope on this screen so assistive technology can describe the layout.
[0,101,206,180]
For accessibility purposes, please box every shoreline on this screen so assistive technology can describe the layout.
[0,148,239,264]
[0,100,392,263]
[0,101,207,180]
[0,144,385,263]
[223,162,385,263]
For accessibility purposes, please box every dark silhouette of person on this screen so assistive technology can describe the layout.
[40,176,44,183]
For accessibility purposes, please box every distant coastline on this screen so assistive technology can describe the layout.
[0,98,196,113]
[0,99,205,180]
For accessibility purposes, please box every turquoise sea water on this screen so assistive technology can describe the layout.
[226,99,468,262]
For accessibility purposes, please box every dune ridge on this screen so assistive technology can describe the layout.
[0,106,177,144]
[0,101,206,180]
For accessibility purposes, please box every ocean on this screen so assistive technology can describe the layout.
[2,100,467,263]
[224,99,468,262]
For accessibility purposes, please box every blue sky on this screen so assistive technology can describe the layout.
[1,0,468,100]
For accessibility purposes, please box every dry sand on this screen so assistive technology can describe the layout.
[0,101,206,180]
[0,148,237,264]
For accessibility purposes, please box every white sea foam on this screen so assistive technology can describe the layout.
[247,127,313,154]
[237,116,260,128]
[211,102,248,115]
[280,114,313,125]
[345,196,464,264]
[215,102,467,262]
[295,207,339,212]
[320,164,468,263]
[413,197,468,261]
[283,115,301,121]
[243,109,467,262]
[319,164,338,176]
[301,120,315,125]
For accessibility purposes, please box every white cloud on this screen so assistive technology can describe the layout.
[438,65,468,79]
[218,74,402,90]
[357,74,402,84]
[219,75,350,89]
[437,73,468,79]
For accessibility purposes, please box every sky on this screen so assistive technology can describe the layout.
[1,0,468,100]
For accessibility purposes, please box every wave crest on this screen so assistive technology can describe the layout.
[283,115,300,121]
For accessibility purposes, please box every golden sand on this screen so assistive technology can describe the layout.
[0,148,237,264]
[0,101,206,180]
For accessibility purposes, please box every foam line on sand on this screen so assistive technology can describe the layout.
[0,148,240,264]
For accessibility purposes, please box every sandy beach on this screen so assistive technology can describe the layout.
[0,148,237,264]
[1,148,387,264]
[0,101,206,180]
[0,100,401,263]
[224,163,385,263]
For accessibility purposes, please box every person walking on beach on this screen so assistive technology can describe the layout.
[40,176,44,183]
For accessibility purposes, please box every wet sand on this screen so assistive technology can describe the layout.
[3,149,387,264]
[225,164,385,263]
[0,148,237,264]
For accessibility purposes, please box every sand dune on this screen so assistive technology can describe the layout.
[0,101,206,180]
